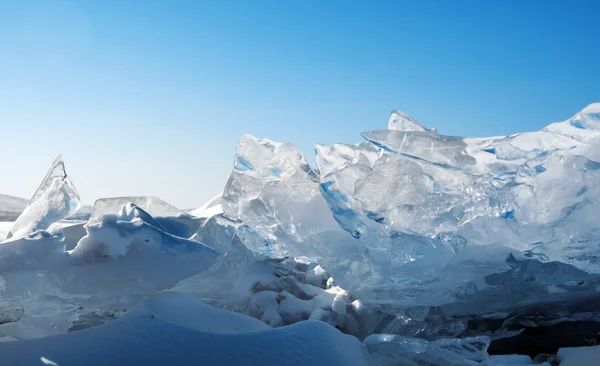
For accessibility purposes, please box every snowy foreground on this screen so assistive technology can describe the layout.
[2,104,600,365]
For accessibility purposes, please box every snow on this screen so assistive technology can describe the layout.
[0,293,378,366]
[190,192,223,218]
[487,354,534,365]
[558,345,600,366]
[581,102,600,115]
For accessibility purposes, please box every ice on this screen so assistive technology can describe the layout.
[213,104,600,341]
[364,333,490,366]
[7,155,80,240]
[222,134,348,258]
[315,142,380,238]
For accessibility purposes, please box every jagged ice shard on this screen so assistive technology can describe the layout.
[7,155,80,240]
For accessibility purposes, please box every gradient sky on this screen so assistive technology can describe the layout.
[0,0,598,208]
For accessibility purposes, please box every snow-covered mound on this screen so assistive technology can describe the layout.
[90,196,201,238]
[0,293,379,366]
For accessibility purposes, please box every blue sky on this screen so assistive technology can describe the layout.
[0,0,598,208]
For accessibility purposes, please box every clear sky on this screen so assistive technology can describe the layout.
[0,0,598,209]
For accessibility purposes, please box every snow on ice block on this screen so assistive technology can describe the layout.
[487,354,534,365]
[557,345,600,366]
[71,203,217,258]
[0,206,220,340]
[7,155,80,240]
[190,193,224,219]
[0,293,378,366]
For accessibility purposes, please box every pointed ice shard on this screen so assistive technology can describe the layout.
[387,110,434,132]
[7,155,81,240]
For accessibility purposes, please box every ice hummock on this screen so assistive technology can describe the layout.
[7,155,80,240]
[2,104,600,362]
[215,103,600,338]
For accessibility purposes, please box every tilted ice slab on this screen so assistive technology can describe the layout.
[7,155,80,240]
